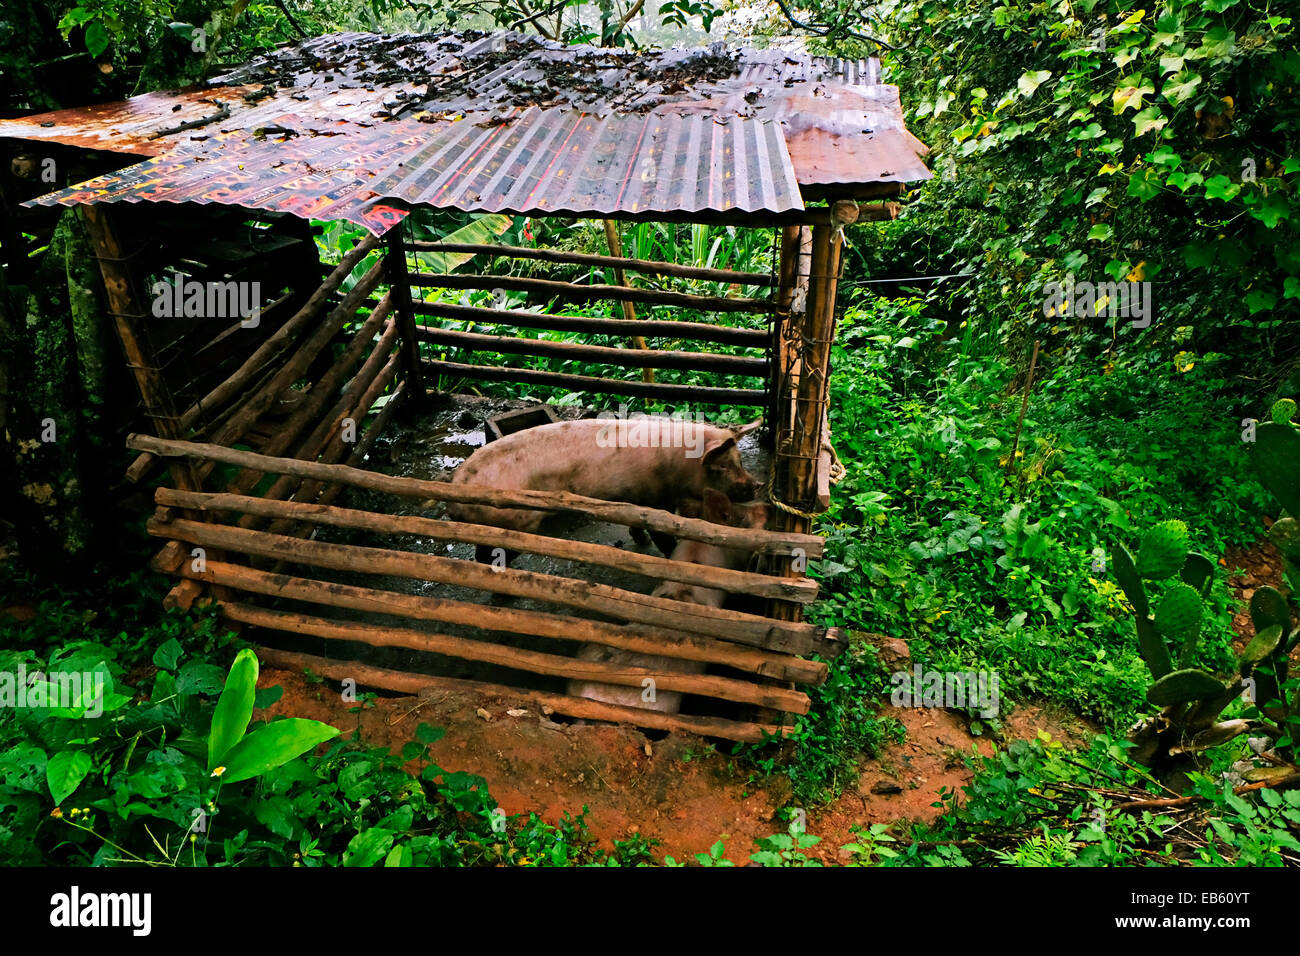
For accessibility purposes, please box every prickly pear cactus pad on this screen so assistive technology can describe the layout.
[1155,583,1202,643]
[1136,520,1190,580]
[1271,398,1297,425]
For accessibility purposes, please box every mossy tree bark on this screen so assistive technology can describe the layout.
[0,208,121,574]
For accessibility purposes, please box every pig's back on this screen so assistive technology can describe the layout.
[452,418,702,504]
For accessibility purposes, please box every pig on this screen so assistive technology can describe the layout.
[444,416,761,561]
[566,489,772,716]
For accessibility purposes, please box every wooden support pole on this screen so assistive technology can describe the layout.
[771,224,804,435]
[781,222,842,527]
[422,359,765,406]
[411,272,771,313]
[408,240,775,286]
[412,300,767,347]
[172,559,826,684]
[144,516,845,657]
[415,326,765,376]
[255,646,788,744]
[602,219,654,384]
[767,223,842,625]
[80,205,198,492]
[128,433,825,556]
[219,601,809,713]
[157,488,819,603]
[382,227,427,408]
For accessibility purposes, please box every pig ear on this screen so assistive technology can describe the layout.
[701,487,733,523]
[732,418,762,437]
[701,435,737,467]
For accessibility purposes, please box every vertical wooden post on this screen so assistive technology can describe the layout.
[766,219,843,625]
[383,226,428,407]
[602,219,654,384]
[770,225,803,433]
[82,203,225,611]
[80,204,199,492]
[783,222,843,524]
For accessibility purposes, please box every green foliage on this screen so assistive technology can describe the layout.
[842,733,1300,866]
[1114,517,1298,768]
[0,568,620,866]
[803,295,1257,730]
[879,0,1300,385]
[734,638,900,806]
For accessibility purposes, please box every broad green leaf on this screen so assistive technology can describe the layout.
[84,22,109,59]
[1113,78,1154,114]
[385,844,413,867]
[1085,186,1109,207]
[1204,175,1240,201]
[253,795,300,839]
[1200,26,1235,59]
[1132,106,1167,138]
[1165,170,1203,192]
[209,649,259,772]
[1245,288,1277,314]
[414,215,514,273]
[1162,71,1202,105]
[46,751,92,805]
[253,685,283,709]
[415,723,445,744]
[1087,223,1114,241]
[1127,168,1162,200]
[1152,15,1183,46]
[344,828,395,867]
[1248,193,1291,228]
[215,718,339,784]
[152,638,183,672]
[1017,70,1051,97]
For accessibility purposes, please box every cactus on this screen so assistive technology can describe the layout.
[1116,519,1299,775]
[1155,583,1202,665]
[1146,668,1230,707]
[1253,420,1300,520]
[1135,520,1189,580]
[1271,398,1297,425]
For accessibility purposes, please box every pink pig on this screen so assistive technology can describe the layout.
[567,489,772,715]
[445,416,761,558]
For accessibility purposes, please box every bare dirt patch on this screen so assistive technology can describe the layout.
[258,665,1096,864]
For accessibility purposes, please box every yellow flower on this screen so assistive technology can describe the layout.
[50,807,63,818]
[211,766,226,778]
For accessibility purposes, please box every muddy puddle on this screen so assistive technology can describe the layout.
[255,393,772,712]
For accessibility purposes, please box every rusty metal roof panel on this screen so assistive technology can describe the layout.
[3,29,929,221]
[23,108,801,229]
[367,108,801,216]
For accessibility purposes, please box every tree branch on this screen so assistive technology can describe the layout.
[273,0,308,39]
[770,0,894,51]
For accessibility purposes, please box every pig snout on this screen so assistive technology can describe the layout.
[701,435,761,501]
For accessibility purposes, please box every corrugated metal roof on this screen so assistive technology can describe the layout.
[3,29,929,224]
[23,107,800,230]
